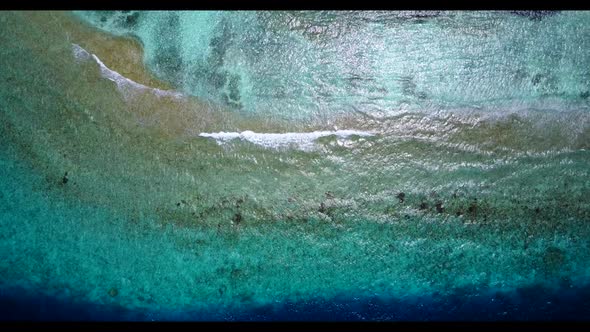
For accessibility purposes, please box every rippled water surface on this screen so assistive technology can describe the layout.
[1,11,590,320]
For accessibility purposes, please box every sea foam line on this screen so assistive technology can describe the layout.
[71,43,183,99]
[199,130,375,150]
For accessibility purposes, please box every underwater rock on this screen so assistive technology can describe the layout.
[152,13,183,85]
[398,11,441,19]
[319,202,326,214]
[108,287,119,297]
[124,12,140,27]
[435,201,444,214]
[218,285,227,296]
[468,200,478,217]
[61,172,69,185]
[532,73,543,86]
[510,11,560,21]
[225,74,242,108]
[233,212,242,225]
[396,192,405,203]
[231,268,243,279]
[419,202,428,210]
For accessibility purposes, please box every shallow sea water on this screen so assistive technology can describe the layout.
[1,11,590,320]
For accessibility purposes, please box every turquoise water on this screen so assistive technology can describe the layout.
[1,11,590,320]
[76,11,590,120]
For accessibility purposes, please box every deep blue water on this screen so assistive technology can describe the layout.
[3,283,590,321]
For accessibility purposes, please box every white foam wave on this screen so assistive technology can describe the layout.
[71,43,91,62]
[199,130,375,151]
[71,43,183,99]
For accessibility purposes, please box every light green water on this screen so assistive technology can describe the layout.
[75,11,590,120]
